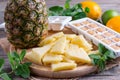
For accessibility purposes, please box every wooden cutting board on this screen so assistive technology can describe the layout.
[1,27,118,79]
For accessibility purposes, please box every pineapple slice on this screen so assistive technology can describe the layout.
[51,62,77,71]
[71,35,92,52]
[65,34,77,41]
[62,56,75,63]
[50,36,66,54]
[65,44,91,64]
[39,32,64,46]
[26,44,52,65]
[42,54,63,65]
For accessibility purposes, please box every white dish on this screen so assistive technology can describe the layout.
[48,16,72,31]
[68,17,120,57]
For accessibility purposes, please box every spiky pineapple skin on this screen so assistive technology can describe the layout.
[4,0,48,48]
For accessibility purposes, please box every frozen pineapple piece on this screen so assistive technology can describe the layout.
[62,56,75,63]
[39,32,64,46]
[71,35,92,52]
[51,62,77,71]
[65,34,77,41]
[65,44,91,64]
[50,36,66,54]
[26,44,52,65]
[42,54,63,65]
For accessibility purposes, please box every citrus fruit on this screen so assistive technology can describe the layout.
[102,10,119,25]
[81,1,102,20]
[106,16,120,33]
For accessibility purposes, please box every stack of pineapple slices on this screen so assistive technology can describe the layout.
[25,32,93,71]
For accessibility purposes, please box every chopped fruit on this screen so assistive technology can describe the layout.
[62,56,75,63]
[73,23,82,27]
[94,35,104,40]
[81,27,89,31]
[42,54,63,65]
[50,36,66,54]
[88,23,98,28]
[87,30,96,35]
[51,62,77,71]
[96,27,106,32]
[71,35,92,52]
[26,44,52,65]
[39,32,64,46]
[65,34,77,41]
[82,21,90,24]
[112,37,120,42]
[65,44,91,64]
[103,32,114,37]
[102,39,112,45]
[111,45,120,50]
[88,50,99,55]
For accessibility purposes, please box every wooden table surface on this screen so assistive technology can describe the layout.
[0,0,120,80]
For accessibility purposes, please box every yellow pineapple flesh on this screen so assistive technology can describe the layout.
[50,36,66,54]
[51,62,77,71]
[65,44,91,64]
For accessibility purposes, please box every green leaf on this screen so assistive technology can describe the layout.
[62,9,72,16]
[24,62,32,66]
[0,73,11,80]
[98,43,108,54]
[7,53,15,70]
[85,7,90,13]
[104,50,116,59]
[98,59,106,71]
[15,64,30,78]
[0,58,4,72]
[49,6,63,13]
[89,54,101,59]
[64,0,71,9]
[72,4,82,10]
[20,50,26,61]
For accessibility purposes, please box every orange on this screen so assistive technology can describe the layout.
[106,16,120,33]
[81,0,102,20]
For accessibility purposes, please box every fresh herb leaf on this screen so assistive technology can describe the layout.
[85,7,90,13]
[89,54,101,59]
[15,63,30,78]
[0,58,4,72]
[8,53,15,70]
[0,50,31,79]
[98,43,108,54]
[48,0,87,20]
[0,73,11,80]
[104,50,116,59]
[49,6,63,13]
[64,0,71,9]
[89,43,116,71]
[20,49,26,61]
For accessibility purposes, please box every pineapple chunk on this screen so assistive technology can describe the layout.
[26,44,52,65]
[62,56,75,63]
[50,36,66,54]
[51,62,77,71]
[65,34,77,41]
[42,54,63,65]
[39,32,64,46]
[71,35,92,52]
[65,44,91,64]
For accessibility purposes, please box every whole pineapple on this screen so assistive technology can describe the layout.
[4,0,48,48]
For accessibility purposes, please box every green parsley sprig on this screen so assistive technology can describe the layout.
[89,43,116,71]
[0,50,32,80]
[48,0,89,20]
